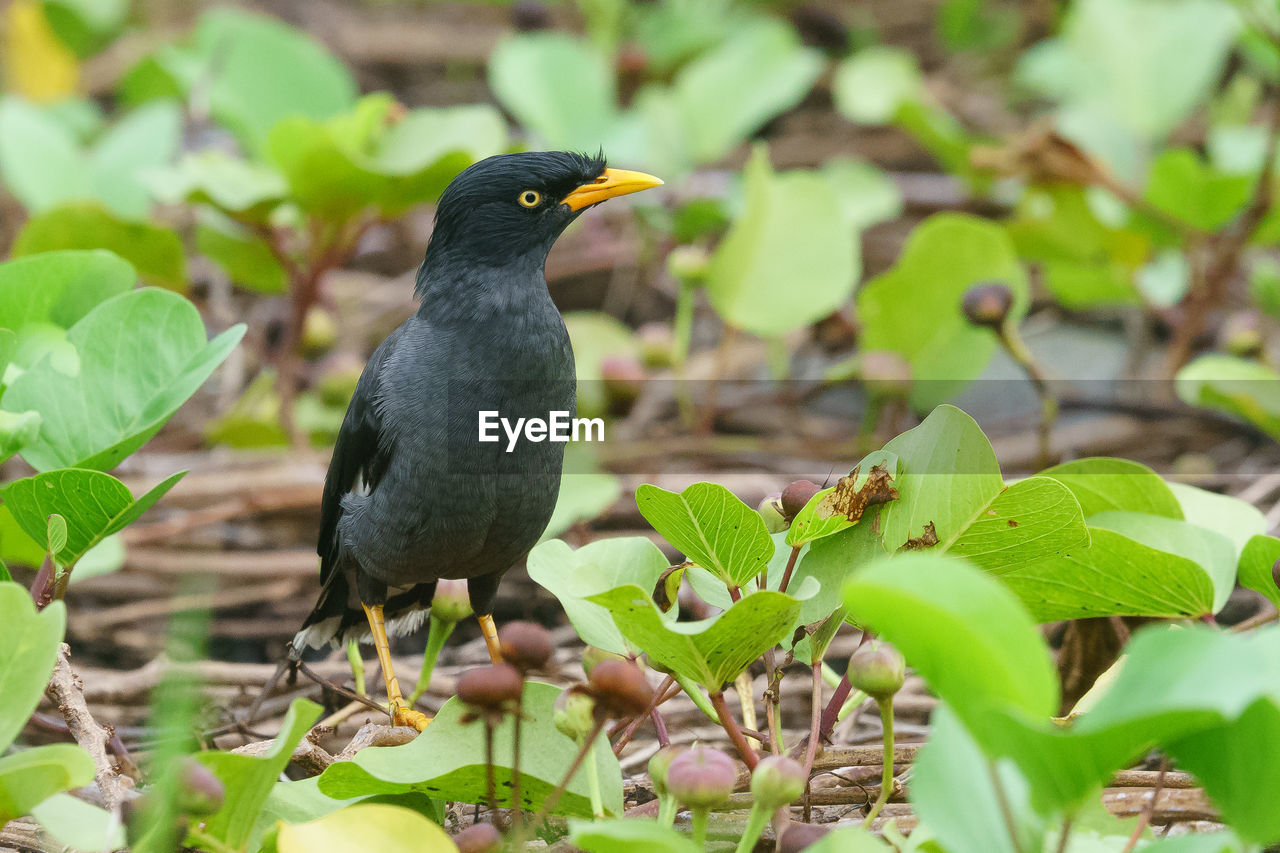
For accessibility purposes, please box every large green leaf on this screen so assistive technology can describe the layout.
[948,476,1089,574]
[13,203,186,291]
[857,215,1029,410]
[876,405,1004,550]
[0,97,84,213]
[196,698,323,849]
[277,803,455,853]
[3,469,184,568]
[146,151,289,220]
[0,249,134,342]
[590,584,806,690]
[1090,511,1236,612]
[195,212,287,295]
[844,554,1058,724]
[317,681,623,817]
[1001,527,1216,621]
[1038,457,1182,518]
[0,744,95,825]
[527,537,671,655]
[1145,149,1253,232]
[489,33,618,151]
[635,480,774,589]
[1167,482,1267,562]
[30,792,126,852]
[0,583,66,751]
[570,818,702,853]
[705,146,857,338]
[1239,535,1280,610]
[4,288,246,471]
[1176,354,1280,440]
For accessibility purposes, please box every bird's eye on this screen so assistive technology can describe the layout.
[518,190,542,208]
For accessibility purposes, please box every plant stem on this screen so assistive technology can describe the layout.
[988,759,1028,853]
[584,736,604,817]
[483,720,498,815]
[186,826,239,853]
[999,321,1057,470]
[710,690,758,769]
[817,669,853,743]
[651,706,671,746]
[802,662,823,778]
[1120,759,1167,853]
[345,639,366,696]
[657,793,678,828]
[734,805,770,853]
[690,806,710,847]
[1055,814,1075,853]
[527,717,606,833]
[778,545,802,594]
[409,614,454,704]
[861,697,895,827]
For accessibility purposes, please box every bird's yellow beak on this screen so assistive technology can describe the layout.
[560,168,664,211]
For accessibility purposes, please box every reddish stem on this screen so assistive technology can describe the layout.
[710,690,758,769]
[778,546,802,595]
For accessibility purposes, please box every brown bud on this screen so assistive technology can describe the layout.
[779,821,831,852]
[588,659,652,718]
[176,758,225,816]
[498,621,554,673]
[453,822,503,853]
[457,663,523,712]
[581,646,626,679]
[601,355,646,412]
[962,282,1014,329]
[781,480,821,520]
[1220,310,1264,358]
[1271,558,1280,592]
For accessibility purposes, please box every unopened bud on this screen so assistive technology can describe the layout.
[457,663,523,712]
[300,307,338,358]
[962,282,1014,329]
[453,822,503,853]
[781,480,821,520]
[177,758,225,816]
[581,646,625,679]
[779,822,831,852]
[553,688,597,741]
[758,493,788,533]
[750,755,806,809]
[665,745,736,808]
[667,245,710,281]
[498,621,554,673]
[588,659,652,718]
[637,322,675,369]
[846,641,906,701]
[648,745,684,798]
[431,579,473,624]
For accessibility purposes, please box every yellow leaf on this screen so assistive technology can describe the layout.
[3,0,79,101]
[277,803,459,853]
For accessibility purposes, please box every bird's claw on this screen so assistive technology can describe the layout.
[391,702,432,731]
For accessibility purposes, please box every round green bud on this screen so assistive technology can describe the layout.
[637,322,676,369]
[1220,310,1264,358]
[648,745,684,798]
[665,745,736,809]
[666,245,710,282]
[750,755,806,809]
[553,688,597,741]
[847,641,906,701]
[758,493,788,533]
[430,579,473,624]
[300,306,338,358]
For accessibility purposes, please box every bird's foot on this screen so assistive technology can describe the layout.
[390,701,432,731]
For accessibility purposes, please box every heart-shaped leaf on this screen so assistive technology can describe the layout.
[1239,535,1280,610]
[1039,457,1183,518]
[636,481,774,589]
[4,287,245,471]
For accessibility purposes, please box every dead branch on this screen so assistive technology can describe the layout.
[45,644,133,811]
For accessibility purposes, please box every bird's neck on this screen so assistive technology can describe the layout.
[414,252,556,326]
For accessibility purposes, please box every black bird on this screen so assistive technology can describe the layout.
[291,151,662,729]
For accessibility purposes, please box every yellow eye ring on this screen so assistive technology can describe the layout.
[518,190,542,208]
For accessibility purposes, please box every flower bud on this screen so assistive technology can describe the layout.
[453,822,503,853]
[601,355,646,412]
[750,755,806,809]
[176,757,225,816]
[758,493,788,533]
[430,579,473,624]
[961,282,1014,329]
[581,646,625,679]
[778,822,831,852]
[781,480,821,520]
[300,306,338,358]
[1220,310,1264,358]
[637,322,675,369]
[648,745,684,798]
[553,687,597,741]
[667,245,710,281]
[847,641,906,701]
[665,745,737,809]
[588,659,652,719]
[498,621,554,673]
[457,663,524,712]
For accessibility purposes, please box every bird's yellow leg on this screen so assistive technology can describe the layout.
[362,603,431,731]
[478,613,503,663]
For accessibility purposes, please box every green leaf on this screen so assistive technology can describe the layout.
[1016,0,1238,141]
[1038,457,1183,518]
[1239,535,1280,610]
[705,146,858,338]
[0,582,66,751]
[195,212,286,294]
[857,216,1029,410]
[317,681,623,817]
[1145,148,1253,231]
[948,477,1089,574]
[542,469,623,543]
[1176,354,1280,440]
[669,20,822,166]
[0,249,134,340]
[0,410,42,467]
[146,150,288,219]
[277,803,455,853]
[196,698,323,849]
[30,792,126,852]
[0,96,84,212]
[4,469,184,569]
[13,203,186,290]
[4,288,246,471]
[1090,511,1236,612]
[877,405,1004,550]
[910,705,1041,853]
[527,537,671,655]
[842,553,1059,722]
[1167,482,1267,562]
[563,310,639,419]
[86,100,182,219]
[833,47,926,125]
[635,480,774,589]
[0,743,95,824]
[821,158,904,232]
[589,584,806,690]
[45,513,68,561]
[489,33,618,150]
[786,451,898,548]
[569,818,703,853]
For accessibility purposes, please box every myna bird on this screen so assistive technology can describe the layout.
[290,151,663,730]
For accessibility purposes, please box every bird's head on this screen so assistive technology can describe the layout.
[422,151,663,274]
